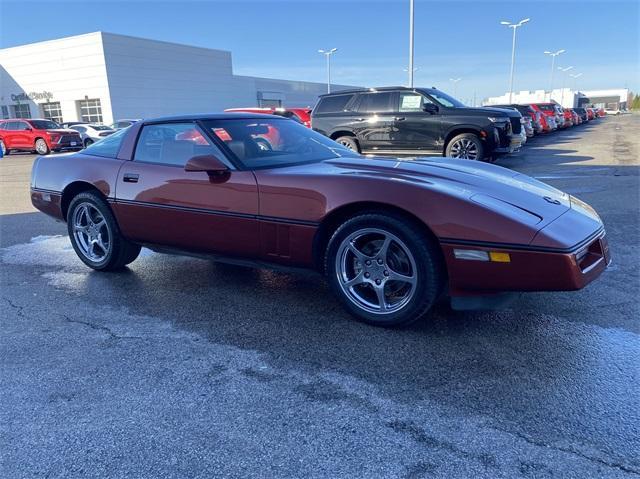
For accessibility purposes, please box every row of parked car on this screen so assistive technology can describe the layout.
[0,118,140,156]
[228,87,606,161]
[0,86,605,160]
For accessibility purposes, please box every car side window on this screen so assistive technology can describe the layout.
[82,127,129,158]
[355,93,394,113]
[72,126,86,133]
[398,92,431,112]
[315,94,354,114]
[134,122,226,167]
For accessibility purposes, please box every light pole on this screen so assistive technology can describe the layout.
[501,18,530,104]
[570,72,583,92]
[449,78,461,98]
[408,0,415,88]
[318,48,338,94]
[403,67,418,87]
[544,49,565,101]
[558,66,573,106]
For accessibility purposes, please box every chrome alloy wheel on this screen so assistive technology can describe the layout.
[449,138,479,159]
[72,202,111,263]
[338,139,355,150]
[35,138,48,155]
[335,228,418,314]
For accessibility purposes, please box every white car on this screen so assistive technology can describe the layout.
[604,108,620,115]
[110,119,141,130]
[68,124,116,147]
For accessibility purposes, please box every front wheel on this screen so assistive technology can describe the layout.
[67,191,141,271]
[35,138,50,155]
[334,135,360,153]
[325,213,444,327]
[445,133,484,160]
[84,139,94,148]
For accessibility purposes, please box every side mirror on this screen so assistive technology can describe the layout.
[423,103,439,114]
[184,154,228,174]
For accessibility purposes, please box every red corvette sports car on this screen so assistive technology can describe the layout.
[30,113,610,326]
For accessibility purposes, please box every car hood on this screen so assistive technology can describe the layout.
[46,129,80,134]
[448,106,513,118]
[323,155,570,223]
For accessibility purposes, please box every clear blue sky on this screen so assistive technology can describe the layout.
[1,0,637,103]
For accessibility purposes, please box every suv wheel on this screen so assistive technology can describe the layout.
[67,191,141,271]
[325,213,443,327]
[335,136,360,153]
[35,138,50,155]
[445,133,483,160]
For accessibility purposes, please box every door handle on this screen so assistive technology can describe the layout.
[123,173,139,183]
[394,117,406,121]
[353,118,366,122]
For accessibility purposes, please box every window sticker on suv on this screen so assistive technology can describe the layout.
[400,94,423,111]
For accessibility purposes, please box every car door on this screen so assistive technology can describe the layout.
[350,92,396,152]
[1,121,19,148]
[114,121,260,258]
[14,121,33,148]
[391,91,442,153]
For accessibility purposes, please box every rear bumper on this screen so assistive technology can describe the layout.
[442,230,610,296]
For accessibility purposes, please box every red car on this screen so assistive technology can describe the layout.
[30,114,610,327]
[586,108,596,120]
[529,103,560,132]
[562,108,574,127]
[0,119,82,155]
[224,107,312,128]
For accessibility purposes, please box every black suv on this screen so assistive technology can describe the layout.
[311,87,523,160]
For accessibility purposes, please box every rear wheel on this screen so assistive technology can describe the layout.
[35,138,50,155]
[335,135,360,153]
[325,213,443,327]
[67,191,141,271]
[445,133,483,160]
[0,139,8,156]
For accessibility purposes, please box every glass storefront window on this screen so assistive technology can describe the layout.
[12,104,31,118]
[41,102,63,124]
[78,98,103,123]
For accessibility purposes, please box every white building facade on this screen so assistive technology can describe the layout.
[0,32,353,125]
[483,88,629,109]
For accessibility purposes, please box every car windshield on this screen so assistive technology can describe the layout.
[202,118,359,169]
[30,120,60,129]
[423,90,466,108]
[91,125,112,131]
[538,104,556,112]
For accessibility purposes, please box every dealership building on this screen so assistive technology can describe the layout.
[0,32,353,125]
[484,88,629,110]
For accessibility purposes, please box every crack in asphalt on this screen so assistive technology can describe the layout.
[490,426,640,475]
[62,315,142,340]
[3,297,26,318]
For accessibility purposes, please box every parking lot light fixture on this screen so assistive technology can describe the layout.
[570,72,583,91]
[558,66,573,105]
[544,49,565,101]
[449,77,461,98]
[501,18,530,103]
[318,48,338,94]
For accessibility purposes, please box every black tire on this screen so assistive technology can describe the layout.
[84,139,94,148]
[66,191,141,271]
[334,135,360,153]
[0,139,8,156]
[445,133,484,160]
[35,138,50,155]
[325,212,444,327]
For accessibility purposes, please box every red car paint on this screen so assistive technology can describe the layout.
[224,107,312,128]
[0,118,82,154]
[30,114,609,304]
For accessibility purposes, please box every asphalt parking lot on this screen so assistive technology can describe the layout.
[1,115,639,478]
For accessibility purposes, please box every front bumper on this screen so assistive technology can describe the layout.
[442,230,610,297]
[52,138,82,151]
[493,134,523,154]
